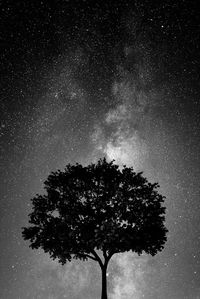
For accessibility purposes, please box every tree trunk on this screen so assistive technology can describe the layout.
[101,265,108,299]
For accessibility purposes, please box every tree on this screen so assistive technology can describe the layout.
[22,158,168,299]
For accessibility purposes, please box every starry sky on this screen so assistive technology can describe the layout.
[0,0,200,298]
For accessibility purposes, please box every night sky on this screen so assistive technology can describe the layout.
[0,1,200,298]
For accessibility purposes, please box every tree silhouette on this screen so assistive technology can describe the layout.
[22,158,168,299]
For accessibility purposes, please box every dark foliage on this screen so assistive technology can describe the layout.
[22,158,168,298]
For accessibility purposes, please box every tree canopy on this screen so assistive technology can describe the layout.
[22,158,168,299]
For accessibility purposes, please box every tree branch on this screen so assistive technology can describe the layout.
[103,249,107,259]
[83,254,98,261]
[91,249,103,268]
[106,250,116,262]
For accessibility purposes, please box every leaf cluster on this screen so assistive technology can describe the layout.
[22,158,168,264]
